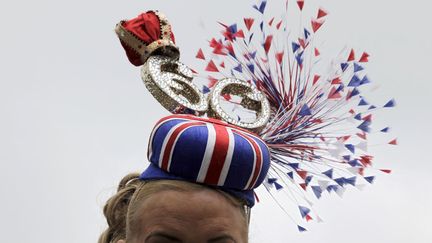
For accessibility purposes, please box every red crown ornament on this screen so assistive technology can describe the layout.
[115,11,179,66]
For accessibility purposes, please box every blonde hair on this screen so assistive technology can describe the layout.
[98,173,249,243]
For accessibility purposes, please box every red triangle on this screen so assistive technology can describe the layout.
[276,20,283,29]
[264,35,273,54]
[244,18,255,31]
[314,48,320,56]
[311,118,323,124]
[208,76,218,88]
[300,183,307,190]
[311,19,324,33]
[348,49,356,61]
[389,138,398,145]
[380,169,392,174]
[298,38,306,48]
[359,52,370,62]
[331,77,342,84]
[317,8,328,18]
[306,214,313,221]
[357,132,367,140]
[360,155,373,167]
[338,135,351,142]
[195,48,205,60]
[212,46,226,55]
[297,170,308,179]
[276,52,284,64]
[205,60,219,72]
[268,17,275,26]
[234,30,245,38]
[297,0,305,10]
[313,75,321,85]
[225,43,235,56]
[328,87,342,99]
[209,38,219,48]
[349,109,356,114]
[362,114,372,122]
[220,62,225,68]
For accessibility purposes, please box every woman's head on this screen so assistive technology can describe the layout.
[99,173,249,243]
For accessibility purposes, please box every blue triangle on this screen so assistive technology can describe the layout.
[299,104,312,116]
[360,75,371,85]
[384,99,396,108]
[359,98,369,106]
[364,176,375,184]
[299,206,310,218]
[312,186,323,199]
[368,105,376,110]
[202,86,210,94]
[354,63,364,72]
[354,113,362,120]
[334,177,345,186]
[253,1,267,14]
[305,176,313,185]
[345,144,355,154]
[233,64,243,73]
[292,42,301,53]
[274,182,284,190]
[287,171,294,179]
[348,75,362,87]
[247,63,255,74]
[343,155,351,161]
[304,28,311,39]
[381,127,390,133]
[267,178,277,184]
[345,176,356,186]
[348,159,360,167]
[298,225,307,232]
[341,62,349,71]
[350,88,360,97]
[228,24,238,34]
[336,84,344,93]
[323,169,333,179]
[357,120,371,133]
[288,163,300,170]
[296,53,304,66]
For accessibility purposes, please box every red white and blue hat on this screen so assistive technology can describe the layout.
[140,114,270,206]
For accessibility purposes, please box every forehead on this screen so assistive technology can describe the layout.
[133,189,247,239]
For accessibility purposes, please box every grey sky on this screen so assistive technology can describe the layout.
[0,0,431,242]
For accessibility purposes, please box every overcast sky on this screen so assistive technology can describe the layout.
[1,0,431,242]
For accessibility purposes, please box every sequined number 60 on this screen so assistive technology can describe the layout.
[142,55,270,130]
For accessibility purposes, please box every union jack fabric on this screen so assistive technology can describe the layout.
[140,114,271,206]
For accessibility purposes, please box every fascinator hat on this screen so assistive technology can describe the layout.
[116,3,395,230]
[116,11,271,207]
